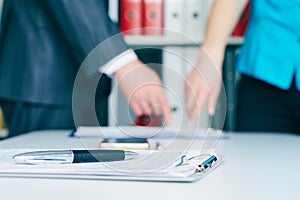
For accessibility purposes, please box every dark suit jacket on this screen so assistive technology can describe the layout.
[0,0,129,106]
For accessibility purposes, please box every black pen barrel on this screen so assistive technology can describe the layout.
[72,150,125,163]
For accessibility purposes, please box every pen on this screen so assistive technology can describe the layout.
[13,150,138,165]
[176,154,218,173]
[195,155,217,172]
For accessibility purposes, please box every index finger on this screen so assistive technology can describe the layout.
[158,91,172,125]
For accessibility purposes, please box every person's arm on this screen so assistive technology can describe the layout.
[40,0,171,124]
[40,0,129,76]
[114,59,172,125]
[203,0,248,53]
[99,50,172,125]
[185,0,248,123]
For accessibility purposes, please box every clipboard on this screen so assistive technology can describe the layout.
[0,149,222,183]
[71,126,228,140]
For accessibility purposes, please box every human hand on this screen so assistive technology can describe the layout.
[184,46,224,123]
[115,60,172,125]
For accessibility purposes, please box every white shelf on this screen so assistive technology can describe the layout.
[124,35,201,46]
[124,35,244,47]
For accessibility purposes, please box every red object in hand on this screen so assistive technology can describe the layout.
[142,0,164,35]
[120,0,143,35]
[134,115,162,127]
[232,1,251,37]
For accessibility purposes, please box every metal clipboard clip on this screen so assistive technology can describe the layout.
[175,154,218,173]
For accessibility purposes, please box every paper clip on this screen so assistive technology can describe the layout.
[176,154,218,173]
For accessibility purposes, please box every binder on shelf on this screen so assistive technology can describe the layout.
[120,0,143,35]
[162,47,210,129]
[184,0,205,41]
[183,47,210,128]
[108,0,119,23]
[222,47,240,131]
[134,115,162,127]
[232,1,250,37]
[182,47,198,76]
[164,0,184,36]
[163,47,185,128]
[0,107,5,129]
[142,0,164,35]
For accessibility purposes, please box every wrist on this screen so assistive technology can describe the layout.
[200,43,225,71]
[114,59,142,80]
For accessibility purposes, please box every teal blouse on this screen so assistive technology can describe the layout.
[237,0,300,90]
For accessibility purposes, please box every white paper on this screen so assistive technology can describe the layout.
[0,149,218,181]
[74,126,226,139]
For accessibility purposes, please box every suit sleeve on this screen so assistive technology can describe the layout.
[40,0,129,76]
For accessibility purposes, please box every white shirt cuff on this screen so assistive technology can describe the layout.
[99,49,138,76]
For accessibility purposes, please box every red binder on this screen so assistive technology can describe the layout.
[232,1,251,37]
[142,0,164,35]
[134,115,162,127]
[120,0,142,35]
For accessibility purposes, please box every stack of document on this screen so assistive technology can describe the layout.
[74,126,226,139]
[0,149,221,182]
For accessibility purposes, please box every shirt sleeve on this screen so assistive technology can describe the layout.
[98,49,138,76]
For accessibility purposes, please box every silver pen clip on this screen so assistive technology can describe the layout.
[13,150,74,165]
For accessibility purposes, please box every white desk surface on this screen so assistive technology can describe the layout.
[0,130,299,200]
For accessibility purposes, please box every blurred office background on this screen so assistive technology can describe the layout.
[108,0,247,131]
[0,0,248,138]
